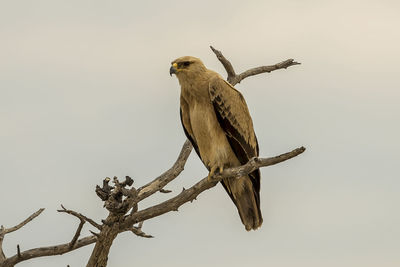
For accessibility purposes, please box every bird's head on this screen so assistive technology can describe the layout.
[170,56,206,79]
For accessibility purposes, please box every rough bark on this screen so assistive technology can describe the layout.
[86,223,119,267]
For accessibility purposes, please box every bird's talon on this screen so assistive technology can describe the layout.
[208,166,218,182]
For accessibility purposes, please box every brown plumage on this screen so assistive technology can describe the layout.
[170,56,262,231]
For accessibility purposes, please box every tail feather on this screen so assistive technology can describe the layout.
[221,176,263,231]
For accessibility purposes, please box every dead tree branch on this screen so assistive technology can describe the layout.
[87,145,305,266]
[234,59,301,84]
[137,139,193,201]
[1,209,44,235]
[69,219,85,249]
[87,176,140,267]
[1,46,303,267]
[127,222,153,238]
[210,46,236,79]
[122,146,305,227]
[212,147,306,181]
[2,236,97,267]
[0,208,97,267]
[16,246,20,259]
[0,209,44,264]
[210,46,300,85]
[58,205,102,230]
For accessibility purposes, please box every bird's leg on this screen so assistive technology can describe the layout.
[208,166,217,182]
[208,165,224,182]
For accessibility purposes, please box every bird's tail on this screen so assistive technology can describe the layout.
[222,176,263,231]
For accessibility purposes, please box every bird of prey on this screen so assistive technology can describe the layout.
[170,56,262,231]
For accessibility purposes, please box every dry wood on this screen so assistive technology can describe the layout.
[210,46,236,80]
[210,46,300,85]
[137,139,193,201]
[69,219,85,249]
[0,208,99,266]
[58,205,102,230]
[122,146,305,227]
[1,209,44,235]
[0,46,303,267]
[86,224,118,267]
[128,221,153,238]
[2,236,97,267]
[0,209,45,264]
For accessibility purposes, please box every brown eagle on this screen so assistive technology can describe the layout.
[170,56,262,231]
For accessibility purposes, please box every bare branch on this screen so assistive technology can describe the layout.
[17,245,21,258]
[58,205,102,230]
[69,219,85,249]
[3,208,45,235]
[234,59,301,85]
[212,146,306,181]
[122,146,305,228]
[89,230,100,238]
[137,139,192,201]
[1,209,45,263]
[1,208,97,266]
[210,46,300,86]
[129,227,153,238]
[210,46,236,81]
[3,236,97,266]
[127,222,153,238]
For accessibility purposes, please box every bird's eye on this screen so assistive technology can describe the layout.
[183,61,191,67]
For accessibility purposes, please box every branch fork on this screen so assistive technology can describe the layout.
[210,46,300,86]
[0,208,97,267]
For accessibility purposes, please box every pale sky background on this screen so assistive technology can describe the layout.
[1,1,399,266]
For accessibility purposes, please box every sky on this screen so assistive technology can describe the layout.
[1,1,399,266]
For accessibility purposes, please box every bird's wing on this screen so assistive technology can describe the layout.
[209,77,259,159]
[209,76,261,194]
[180,96,201,159]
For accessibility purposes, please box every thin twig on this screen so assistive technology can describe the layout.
[3,236,97,266]
[1,209,45,263]
[210,46,300,86]
[3,208,45,235]
[210,46,236,81]
[69,219,85,249]
[58,205,102,230]
[130,227,153,238]
[234,59,301,85]
[89,231,100,238]
[126,221,153,238]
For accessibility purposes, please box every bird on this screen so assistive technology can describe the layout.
[170,56,262,231]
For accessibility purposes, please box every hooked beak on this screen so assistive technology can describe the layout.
[169,63,178,76]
